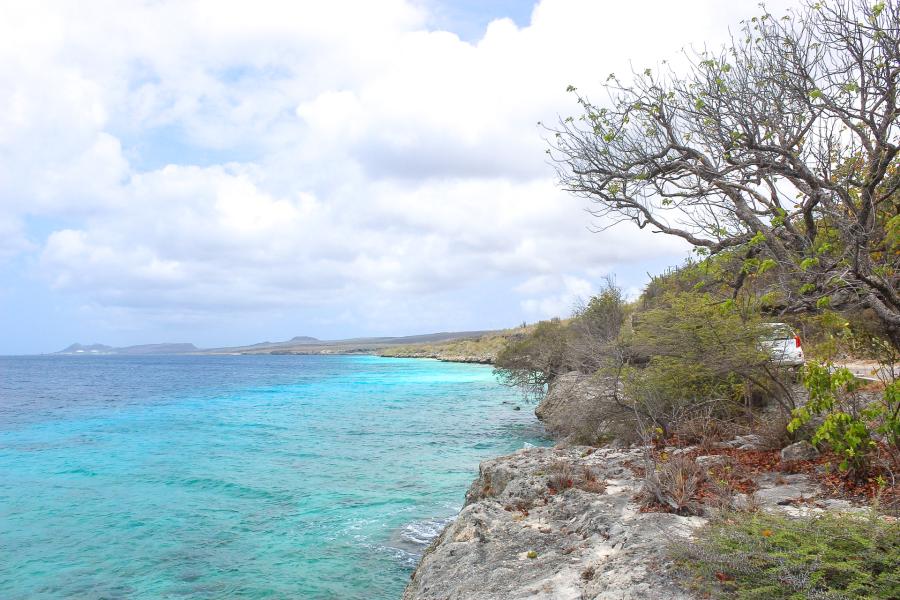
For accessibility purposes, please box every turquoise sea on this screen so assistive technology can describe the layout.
[0,355,546,599]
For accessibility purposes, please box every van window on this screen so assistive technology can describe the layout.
[762,324,794,340]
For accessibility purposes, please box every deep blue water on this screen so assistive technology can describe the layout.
[0,355,546,599]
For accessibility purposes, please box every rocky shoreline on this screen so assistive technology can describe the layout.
[403,445,702,599]
[379,350,494,364]
[402,372,868,600]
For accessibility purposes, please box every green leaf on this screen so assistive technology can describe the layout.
[757,258,777,275]
[800,257,819,271]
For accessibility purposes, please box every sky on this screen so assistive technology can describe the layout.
[0,0,798,354]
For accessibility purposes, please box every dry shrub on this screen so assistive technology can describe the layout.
[673,411,744,450]
[641,454,705,515]
[547,461,607,494]
[577,466,607,494]
[547,461,575,491]
[503,500,532,516]
[703,461,752,511]
[752,410,796,450]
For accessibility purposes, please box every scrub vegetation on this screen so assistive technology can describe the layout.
[492,0,900,597]
[546,0,900,351]
[394,4,898,596]
[675,511,900,599]
[378,328,531,363]
[497,0,900,479]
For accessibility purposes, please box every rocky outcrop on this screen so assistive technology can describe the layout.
[780,440,819,462]
[403,446,704,600]
[403,366,859,599]
[402,442,850,600]
[534,372,622,444]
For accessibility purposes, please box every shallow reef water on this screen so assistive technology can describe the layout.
[0,354,547,599]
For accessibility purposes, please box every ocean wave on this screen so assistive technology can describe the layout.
[380,514,458,570]
[399,515,456,546]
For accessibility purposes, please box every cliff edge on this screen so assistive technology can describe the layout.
[403,446,703,600]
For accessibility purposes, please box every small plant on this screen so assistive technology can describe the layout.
[641,454,705,515]
[673,511,900,599]
[703,463,748,511]
[547,461,574,491]
[576,466,607,494]
[547,461,607,494]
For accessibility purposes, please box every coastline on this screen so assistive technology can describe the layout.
[375,351,495,365]
[401,368,881,599]
[402,445,704,600]
[398,367,702,599]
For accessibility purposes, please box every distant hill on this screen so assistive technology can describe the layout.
[53,331,501,357]
[202,331,495,355]
[55,343,199,355]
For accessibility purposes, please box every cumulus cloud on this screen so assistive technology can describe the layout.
[0,0,796,343]
[519,274,594,319]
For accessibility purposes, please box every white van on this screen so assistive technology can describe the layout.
[760,322,805,366]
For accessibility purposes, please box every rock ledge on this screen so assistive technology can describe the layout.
[403,446,703,600]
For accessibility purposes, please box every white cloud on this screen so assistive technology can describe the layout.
[0,0,796,341]
[520,275,594,319]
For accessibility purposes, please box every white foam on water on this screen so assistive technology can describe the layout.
[400,515,456,546]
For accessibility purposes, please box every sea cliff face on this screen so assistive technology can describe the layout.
[404,368,701,599]
[533,372,622,445]
[402,372,847,599]
[402,445,703,599]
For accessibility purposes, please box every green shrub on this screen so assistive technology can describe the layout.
[798,309,900,365]
[621,356,740,437]
[622,291,780,436]
[494,281,628,394]
[567,283,628,373]
[675,511,900,599]
[630,291,768,373]
[789,362,899,473]
[494,318,572,395]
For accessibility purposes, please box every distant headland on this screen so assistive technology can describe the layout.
[52,330,498,357]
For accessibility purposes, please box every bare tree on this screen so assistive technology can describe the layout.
[567,276,626,372]
[548,0,900,348]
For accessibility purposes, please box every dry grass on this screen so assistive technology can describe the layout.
[546,461,607,494]
[640,454,705,515]
[547,461,575,491]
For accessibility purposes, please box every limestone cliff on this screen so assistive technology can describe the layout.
[403,446,702,599]
[534,372,624,445]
